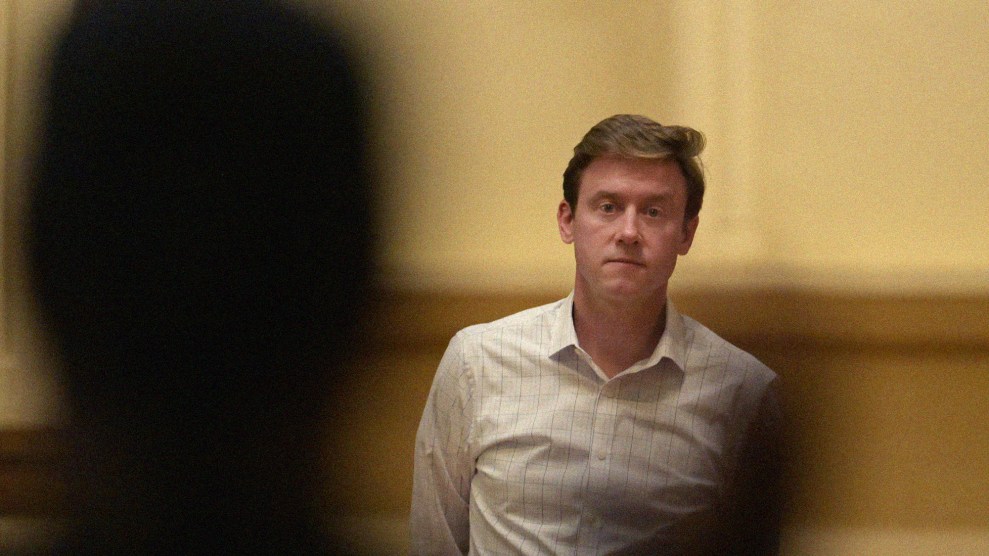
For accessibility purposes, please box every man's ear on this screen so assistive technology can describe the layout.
[557,200,574,244]
[678,215,699,255]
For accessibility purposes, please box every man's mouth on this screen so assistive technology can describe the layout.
[607,258,645,267]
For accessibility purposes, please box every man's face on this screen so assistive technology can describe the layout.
[558,155,698,305]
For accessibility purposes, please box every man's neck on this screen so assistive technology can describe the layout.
[572,290,667,379]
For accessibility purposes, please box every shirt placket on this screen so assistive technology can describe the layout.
[575,366,621,553]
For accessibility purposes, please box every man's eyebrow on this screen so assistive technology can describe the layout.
[642,193,675,205]
[586,190,618,203]
[586,190,674,203]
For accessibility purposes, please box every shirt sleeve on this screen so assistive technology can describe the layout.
[718,376,784,555]
[410,332,476,555]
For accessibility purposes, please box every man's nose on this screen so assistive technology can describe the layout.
[616,209,641,243]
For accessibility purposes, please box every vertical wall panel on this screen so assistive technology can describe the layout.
[0,0,71,426]
[659,1,769,286]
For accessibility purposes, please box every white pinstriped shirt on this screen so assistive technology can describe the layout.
[411,293,780,555]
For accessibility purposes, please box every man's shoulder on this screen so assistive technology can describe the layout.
[679,312,777,383]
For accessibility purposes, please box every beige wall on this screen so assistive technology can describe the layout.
[322,0,988,294]
[1,1,987,553]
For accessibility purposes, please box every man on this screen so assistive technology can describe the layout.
[411,115,782,554]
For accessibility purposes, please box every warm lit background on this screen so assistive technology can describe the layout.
[2,1,987,553]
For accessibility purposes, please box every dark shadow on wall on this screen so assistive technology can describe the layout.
[320,288,989,536]
[3,289,988,551]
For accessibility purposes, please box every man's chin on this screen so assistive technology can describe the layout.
[598,280,665,303]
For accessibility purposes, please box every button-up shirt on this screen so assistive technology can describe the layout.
[411,293,781,555]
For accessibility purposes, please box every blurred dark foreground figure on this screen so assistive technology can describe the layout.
[29,0,372,552]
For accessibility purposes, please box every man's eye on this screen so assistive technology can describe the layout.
[646,207,661,217]
[600,203,616,213]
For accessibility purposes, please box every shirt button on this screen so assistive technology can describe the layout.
[597,451,607,461]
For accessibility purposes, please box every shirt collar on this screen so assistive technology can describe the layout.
[650,299,688,373]
[548,292,689,374]
[548,291,579,358]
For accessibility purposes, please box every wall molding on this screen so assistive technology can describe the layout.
[0,426,65,517]
[1,288,986,529]
[368,288,989,351]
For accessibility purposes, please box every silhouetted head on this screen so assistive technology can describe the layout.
[29,0,373,551]
[31,0,372,415]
